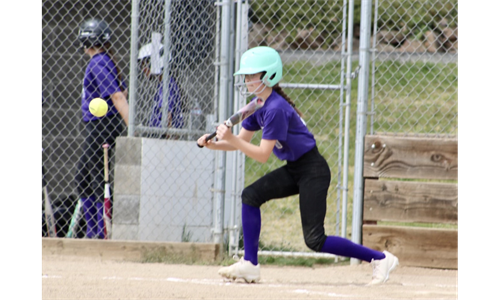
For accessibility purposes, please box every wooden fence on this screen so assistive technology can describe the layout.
[362,135,458,269]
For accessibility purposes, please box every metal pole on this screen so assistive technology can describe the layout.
[127,0,140,137]
[212,0,231,247]
[351,0,372,265]
[335,0,347,241]
[279,83,343,90]
[213,1,221,124]
[228,0,243,258]
[369,0,379,135]
[160,0,173,130]
[342,0,356,239]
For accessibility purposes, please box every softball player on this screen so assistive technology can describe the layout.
[75,18,129,239]
[138,43,185,132]
[197,46,399,285]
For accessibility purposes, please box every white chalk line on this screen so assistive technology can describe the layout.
[44,274,457,287]
[42,275,457,298]
[124,276,358,298]
[43,275,356,298]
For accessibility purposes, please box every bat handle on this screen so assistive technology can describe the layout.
[196,131,216,148]
[102,143,110,181]
[206,131,217,141]
[197,123,231,148]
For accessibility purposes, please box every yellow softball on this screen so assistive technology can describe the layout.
[89,98,108,117]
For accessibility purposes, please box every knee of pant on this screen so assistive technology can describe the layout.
[304,234,326,252]
[241,186,262,208]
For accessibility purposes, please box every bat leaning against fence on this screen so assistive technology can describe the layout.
[197,97,264,148]
[43,167,57,237]
[66,199,82,238]
[102,143,112,239]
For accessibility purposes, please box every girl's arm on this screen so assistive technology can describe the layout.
[229,136,275,163]
[110,91,129,126]
[198,127,255,151]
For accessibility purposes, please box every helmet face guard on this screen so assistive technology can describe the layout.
[77,19,111,50]
[235,78,267,97]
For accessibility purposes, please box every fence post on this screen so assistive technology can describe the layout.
[212,0,232,248]
[351,0,372,265]
[127,0,140,137]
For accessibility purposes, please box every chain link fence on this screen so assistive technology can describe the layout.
[42,0,132,238]
[42,0,457,261]
[241,0,352,256]
[369,0,458,136]
[42,0,219,241]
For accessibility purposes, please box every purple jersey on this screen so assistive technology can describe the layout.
[242,90,316,161]
[81,52,126,122]
[149,78,184,128]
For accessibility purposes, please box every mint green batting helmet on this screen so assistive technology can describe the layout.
[234,46,283,87]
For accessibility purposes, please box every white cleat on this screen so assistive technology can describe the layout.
[218,257,260,283]
[368,250,399,285]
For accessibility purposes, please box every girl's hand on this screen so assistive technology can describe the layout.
[197,134,213,148]
[216,124,234,142]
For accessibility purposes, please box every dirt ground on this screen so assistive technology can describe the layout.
[42,253,457,300]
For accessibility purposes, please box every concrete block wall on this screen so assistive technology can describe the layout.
[112,137,216,243]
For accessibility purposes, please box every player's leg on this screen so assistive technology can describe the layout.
[218,165,299,282]
[291,149,381,258]
[75,155,97,238]
[76,140,98,238]
[289,147,331,252]
[241,165,299,264]
[294,148,398,284]
[86,120,107,238]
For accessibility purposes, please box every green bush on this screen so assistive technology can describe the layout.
[249,0,458,46]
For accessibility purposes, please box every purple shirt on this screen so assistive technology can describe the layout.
[81,52,125,122]
[242,90,316,162]
[149,78,185,128]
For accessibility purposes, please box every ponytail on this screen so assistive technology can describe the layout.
[102,42,125,92]
[273,84,303,118]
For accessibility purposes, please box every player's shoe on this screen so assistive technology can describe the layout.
[218,257,260,283]
[368,250,399,285]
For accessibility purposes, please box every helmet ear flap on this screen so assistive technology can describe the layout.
[262,72,277,87]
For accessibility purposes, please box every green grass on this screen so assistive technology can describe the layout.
[142,247,212,265]
[218,253,348,268]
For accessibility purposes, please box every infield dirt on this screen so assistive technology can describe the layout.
[42,253,457,300]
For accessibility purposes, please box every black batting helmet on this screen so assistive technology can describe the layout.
[77,19,111,49]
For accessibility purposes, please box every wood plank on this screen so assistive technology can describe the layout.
[362,225,457,269]
[363,135,458,180]
[42,238,221,263]
[364,179,458,224]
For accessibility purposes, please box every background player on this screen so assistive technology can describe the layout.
[75,18,129,239]
[138,42,185,137]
